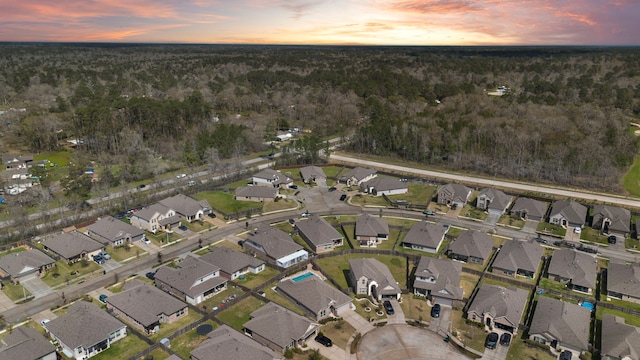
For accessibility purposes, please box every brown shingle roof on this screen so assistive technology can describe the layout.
[601,314,640,360]
[86,216,145,243]
[43,231,103,259]
[448,230,494,261]
[413,257,463,300]
[355,214,389,238]
[191,325,281,360]
[0,327,56,360]
[548,249,597,290]
[0,249,55,278]
[107,283,187,327]
[295,215,343,247]
[492,240,543,274]
[160,194,211,218]
[199,247,264,276]
[402,221,447,250]
[276,275,351,315]
[607,263,640,299]
[245,224,304,259]
[467,284,529,329]
[155,255,226,298]
[349,258,400,296]
[244,303,319,349]
[529,297,590,350]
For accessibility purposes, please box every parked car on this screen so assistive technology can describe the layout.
[207,212,216,218]
[451,203,458,210]
[40,319,50,327]
[431,304,441,318]
[187,180,197,186]
[99,294,108,304]
[608,235,617,244]
[315,335,333,347]
[573,227,581,234]
[290,184,298,190]
[142,237,151,244]
[288,218,296,225]
[98,251,111,260]
[534,237,548,244]
[423,210,436,216]
[485,332,499,349]
[93,254,105,264]
[300,211,310,218]
[176,173,186,179]
[559,350,573,360]
[178,225,188,231]
[146,271,156,280]
[383,300,394,315]
[328,186,337,192]
[339,194,347,201]
[499,333,511,346]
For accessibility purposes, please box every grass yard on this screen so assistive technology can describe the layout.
[349,193,389,207]
[597,306,640,328]
[460,273,480,299]
[2,282,32,302]
[169,320,218,360]
[234,266,280,290]
[198,286,245,313]
[262,198,298,213]
[319,319,356,349]
[579,227,608,244]
[538,278,569,293]
[622,155,640,196]
[389,183,437,205]
[41,260,102,287]
[217,296,266,331]
[399,295,431,322]
[385,217,421,228]
[459,205,488,221]
[322,166,344,179]
[149,311,203,342]
[506,336,555,360]
[626,237,639,249]
[262,282,306,315]
[536,222,566,237]
[109,244,148,262]
[314,254,409,290]
[450,309,486,353]
[90,332,149,360]
[604,297,640,313]
[497,215,526,228]
[192,191,261,216]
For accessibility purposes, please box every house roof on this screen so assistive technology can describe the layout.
[339,167,376,182]
[478,188,512,211]
[160,194,211,218]
[492,240,543,274]
[448,230,494,260]
[468,284,529,328]
[246,224,304,260]
[0,326,56,360]
[299,166,326,181]
[106,282,187,327]
[191,324,281,360]
[199,247,264,275]
[244,303,320,349]
[43,231,103,259]
[402,221,447,249]
[46,301,126,350]
[549,200,587,225]
[0,248,55,278]
[510,197,548,218]
[294,215,343,247]
[235,186,278,199]
[86,216,145,243]
[355,214,389,238]
[2,154,33,166]
[276,275,352,315]
[607,263,640,299]
[413,257,463,300]
[252,169,292,186]
[548,249,597,290]
[601,314,640,360]
[439,183,472,203]
[134,203,172,222]
[349,258,401,296]
[361,177,408,192]
[529,296,591,350]
[159,215,181,226]
[592,205,631,233]
[155,255,226,298]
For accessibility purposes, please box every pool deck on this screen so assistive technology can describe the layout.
[280,264,327,282]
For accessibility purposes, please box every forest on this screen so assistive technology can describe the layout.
[1,44,639,194]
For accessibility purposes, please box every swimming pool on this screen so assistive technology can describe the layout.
[291,272,315,282]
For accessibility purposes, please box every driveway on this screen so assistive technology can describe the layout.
[342,308,375,334]
[20,276,54,299]
[429,304,452,334]
[0,290,16,311]
[307,339,345,360]
[485,212,500,226]
[386,299,406,325]
[101,258,123,273]
[522,220,539,234]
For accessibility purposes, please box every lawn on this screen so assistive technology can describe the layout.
[459,205,488,221]
[262,282,306,315]
[145,231,181,245]
[597,306,640,328]
[349,193,389,207]
[192,191,261,216]
[314,254,409,290]
[233,266,280,290]
[169,320,218,360]
[263,198,298,213]
[90,332,149,360]
[149,311,204,342]
[538,278,569,293]
[450,309,486,353]
[579,227,608,244]
[497,215,526,228]
[109,244,148,262]
[536,222,566,237]
[388,183,437,205]
[460,273,480,299]
[41,260,102,287]
[626,237,639,250]
[622,155,640,196]
[197,286,245,313]
[506,336,555,360]
[34,150,72,167]
[399,295,431,322]
[322,166,343,179]
[2,281,32,302]
[217,296,266,331]
[320,319,356,349]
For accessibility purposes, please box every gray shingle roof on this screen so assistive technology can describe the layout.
[592,205,631,234]
[439,183,472,203]
[529,296,591,350]
[548,249,597,290]
[46,301,126,350]
[86,216,145,244]
[413,257,463,300]
[160,194,211,218]
[245,224,304,260]
[607,263,640,299]
[448,230,494,261]
[191,324,281,360]
[134,203,172,221]
[107,283,187,327]
[43,231,104,259]
[300,166,326,182]
[252,169,292,186]
[478,188,512,211]
[0,249,55,278]
[510,197,548,219]
[349,258,400,296]
[339,167,377,182]
[601,314,640,360]
[402,221,447,249]
[155,255,226,298]
[492,240,543,274]
[467,284,529,329]
[550,200,587,226]
[199,247,264,276]
[355,214,389,238]
[361,177,407,192]
[276,275,352,315]
[295,215,343,247]
[0,326,56,360]
[244,303,320,349]
[235,186,278,199]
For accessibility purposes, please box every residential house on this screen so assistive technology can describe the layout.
[243,302,320,353]
[106,281,188,334]
[252,169,293,188]
[86,216,145,247]
[294,215,343,253]
[360,177,408,196]
[0,326,57,360]
[354,214,389,247]
[338,167,377,187]
[510,197,549,221]
[549,200,588,228]
[491,240,543,279]
[349,258,401,300]
[129,203,180,234]
[447,230,494,266]
[243,224,309,268]
[2,154,33,170]
[438,183,472,207]
[299,166,326,184]
[476,188,513,214]
[45,301,127,360]
[235,186,278,202]
[600,314,640,360]
[0,248,55,284]
[199,247,265,280]
[401,221,447,254]
[276,274,352,321]
[412,257,463,306]
[592,205,631,238]
[547,249,597,294]
[154,255,227,305]
[466,284,529,334]
[606,263,640,304]
[42,231,103,263]
[529,296,591,354]
[191,324,282,360]
[160,194,212,223]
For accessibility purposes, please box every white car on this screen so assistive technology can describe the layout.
[176,173,186,179]
[142,237,151,244]
[574,227,582,234]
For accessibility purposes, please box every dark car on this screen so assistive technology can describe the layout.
[485,332,499,350]
[93,255,105,264]
[146,272,156,280]
[431,304,441,318]
[423,210,436,216]
[99,294,108,304]
[559,350,573,360]
[288,218,295,225]
[315,335,333,347]
[608,235,617,244]
[339,194,347,201]
[383,300,394,315]
[499,333,512,346]
[138,184,146,189]
[328,186,337,192]
[451,203,458,210]
[534,237,548,244]
[290,184,298,190]
[207,212,216,218]
[178,225,188,231]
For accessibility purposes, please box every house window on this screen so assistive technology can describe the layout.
[152,218,156,223]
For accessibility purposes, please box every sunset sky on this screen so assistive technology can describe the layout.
[1,0,639,45]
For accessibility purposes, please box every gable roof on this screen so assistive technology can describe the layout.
[252,169,292,186]
[134,203,172,222]
[155,255,226,298]
[0,249,55,278]
[0,326,56,360]
[592,205,631,233]
[246,224,304,260]
[468,284,529,328]
[413,257,463,300]
[403,221,447,249]
[339,167,376,182]
[276,275,352,315]
[294,215,343,247]
[601,314,640,360]
[46,301,126,350]
[106,283,187,327]
[478,188,512,211]
[199,247,264,275]
[355,214,389,238]
[235,186,278,199]
[439,183,472,203]
[160,194,211,217]
[510,197,548,218]
[86,216,145,243]
[43,231,104,259]
[244,303,320,349]
[191,324,281,360]
[607,263,640,299]
[549,200,587,225]
[299,166,326,181]
[492,240,543,274]
[548,249,597,290]
[448,230,494,260]
[529,296,591,350]
[349,258,401,296]
[361,177,408,192]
